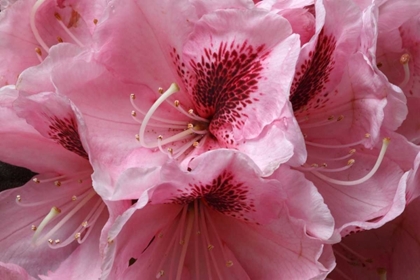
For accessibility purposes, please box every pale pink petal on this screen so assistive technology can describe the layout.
[0,262,35,280]
[330,196,420,280]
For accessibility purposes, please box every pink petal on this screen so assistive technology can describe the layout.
[0,262,35,280]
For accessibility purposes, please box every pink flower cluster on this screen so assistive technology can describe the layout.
[0,0,419,279]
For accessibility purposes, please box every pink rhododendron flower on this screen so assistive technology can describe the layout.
[102,150,335,279]
[268,0,411,235]
[0,0,107,86]
[0,86,129,279]
[85,0,306,177]
[329,190,420,280]
[369,0,420,144]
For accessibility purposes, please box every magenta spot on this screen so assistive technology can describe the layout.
[48,116,88,159]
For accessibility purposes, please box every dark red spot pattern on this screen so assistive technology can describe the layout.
[290,29,337,112]
[171,41,269,145]
[170,171,256,222]
[48,116,88,159]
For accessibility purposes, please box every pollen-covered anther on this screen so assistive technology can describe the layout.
[187,123,194,129]
[349,149,356,154]
[156,270,164,278]
[226,261,234,267]
[55,239,60,244]
[158,135,163,140]
[31,225,37,231]
[365,133,371,138]
[347,159,355,165]
[193,141,199,147]
[72,195,77,201]
[311,163,319,168]
[131,111,137,117]
[48,239,53,244]
[167,148,173,154]
[328,115,334,121]
[93,18,98,25]
[130,93,136,100]
[54,12,62,21]
[54,180,61,187]
[337,115,344,121]
[74,232,81,240]
[135,134,140,141]
[35,48,42,56]
[207,244,214,251]
[57,36,64,43]
[82,221,88,227]
[188,109,194,115]
[158,87,164,94]
[322,163,328,168]
[16,195,21,202]
[174,100,180,107]
[400,54,410,65]
[377,268,387,280]
[33,178,40,183]
[107,237,114,244]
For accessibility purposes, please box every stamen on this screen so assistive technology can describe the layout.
[31,206,61,245]
[298,115,338,129]
[131,111,186,129]
[399,53,410,87]
[305,134,370,148]
[30,0,49,53]
[172,135,204,159]
[35,47,43,62]
[297,160,354,173]
[130,93,186,126]
[171,101,209,123]
[309,149,356,161]
[175,207,194,280]
[32,190,97,246]
[54,12,85,47]
[310,138,390,186]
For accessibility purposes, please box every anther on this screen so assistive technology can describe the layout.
[193,141,199,147]
[16,195,21,202]
[48,239,53,244]
[158,87,164,94]
[130,93,136,99]
[167,148,173,154]
[54,12,62,21]
[54,181,61,187]
[135,134,140,141]
[131,111,137,117]
[158,135,163,140]
[347,159,355,165]
[74,232,81,240]
[33,178,40,183]
[187,123,194,129]
[107,237,114,244]
[156,270,164,278]
[78,179,83,184]
[72,195,77,201]
[400,54,410,65]
[55,239,60,244]
[226,261,233,267]
[337,115,344,121]
[93,18,98,25]
[328,115,334,121]
[207,244,214,250]
[311,163,319,168]
[31,225,37,231]
[365,133,371,138]
[174,100,180,107]
[322,163,328,168]
[35,48,42,56]
[57,36,64,43]
[82,221,88,227]
[349,149,356,154]
[188,109,194,115]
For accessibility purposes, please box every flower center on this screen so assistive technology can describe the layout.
[16,171,105,248]
[130,83,211,159]
[30,0,85,61]
[295,112,391,186]
[149,201,234,280]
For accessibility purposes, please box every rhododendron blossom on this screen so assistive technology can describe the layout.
[0,0,106,86]
[103,150,335,279]
[0,87,128,279]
